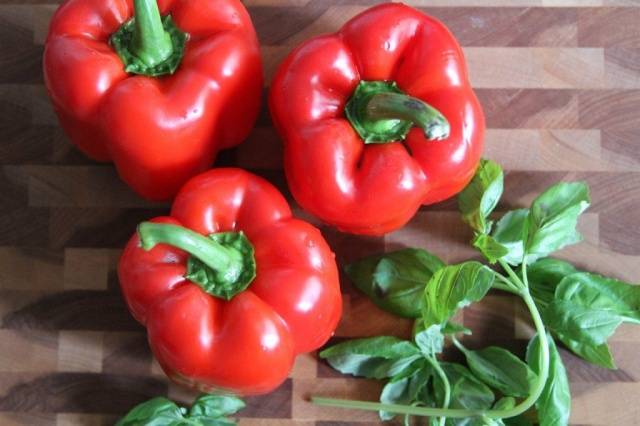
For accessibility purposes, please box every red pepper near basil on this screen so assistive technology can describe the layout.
[118,168,342,395]
[269,3,484,235]
[43,0,262,201]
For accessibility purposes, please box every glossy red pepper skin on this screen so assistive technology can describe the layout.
[44,0,262,201]
[269,3,484,236]
[118,169,342,395]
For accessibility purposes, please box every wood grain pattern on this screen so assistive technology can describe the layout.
[1,0,639,425]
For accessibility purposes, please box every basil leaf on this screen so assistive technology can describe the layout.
[435,363,494,425]
[491,209,529,266]
[472,234,509,264]
[319,336,421,379]
[462,346,537,397]
[524,182,590,263]
[458,159,504,234]
[526,258,577,308]
[423,262,495,327]
[526,334,571,426]
[379,374,413,420]
[493,397,516,410]
[115,397,185,426]
[415,325,445,356]
[554,272,640,324]
[504,416,533,426]
[543,300,623,346]
[345,248,445,318]
[554,332,616,369]
[189,394,245,418]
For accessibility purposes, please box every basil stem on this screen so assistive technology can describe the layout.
[312,266,551,422]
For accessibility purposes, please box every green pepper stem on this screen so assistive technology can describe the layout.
[130,0,173,66]
[137,222,242,276]
[365,92,451,141]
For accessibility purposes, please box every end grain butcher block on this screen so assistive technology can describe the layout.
[1,0,640,424]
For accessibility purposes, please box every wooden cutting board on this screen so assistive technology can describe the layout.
[1,0,639,424]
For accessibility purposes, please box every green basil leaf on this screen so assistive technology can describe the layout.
[524,182,590,263]
[493,397,516,411]
[380,362,434,421]
[415,325,445,356]
[345,248,445,318]
[189,394,245,419]
[319,336,421,379]
[526,258,577,308]
[472,234,509,264]
[462,346,537,397]
[435,363,494,425]
[554,272,640,324]
[526,334,571,426]
[115,397,185,426]
[504,415,534,426]
[379,374,412,420]
[458,159,504,234]
[491,209,529,266]
[554,331,616,369]
[423,262,495,327]
[543,300,623,346]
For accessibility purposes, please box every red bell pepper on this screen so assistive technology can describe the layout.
[269,3,484,236]
[118,168,342,395]
[44,0,262,201]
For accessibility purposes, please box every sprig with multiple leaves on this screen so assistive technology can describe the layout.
[313,159,639,425]
[116,394,245,426]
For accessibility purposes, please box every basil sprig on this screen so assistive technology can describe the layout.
[314,159,640,426]
[116,394,245,426]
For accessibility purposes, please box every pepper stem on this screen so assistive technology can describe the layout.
[130,0,173,67]
[137,222,256,300]
[367,92,450,141]
[345,81,450,144]
[110,0,187,77]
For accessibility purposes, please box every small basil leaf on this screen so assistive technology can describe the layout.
[458,159,504,234]
[504,416,534,426]
[525,258,577,308]
[189,394,245,418]
[493,397,516,410]
[115,397,184,426]
[415,325,445,356]
[379,374,413,420]
[472,234,509,264]
[462,346,537,397]
[554,272,640,324]
[423,262,495,327]
[438,363,495,410]
[320,336,421,379]
[543,300,623,346]
[554,331,616,369]
[345,248,445,318]
[524,182,590,264]
[491,209,529,266]
[526,334,571,426]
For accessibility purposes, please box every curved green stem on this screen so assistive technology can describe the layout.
[426,356,450,426]
[345,81,450,143]
[492,274,521,295]
[130,0,173,66]
[137,222,256,300]
[138,222,240,273]
[499,260,526,290]
[366,92,451,141]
